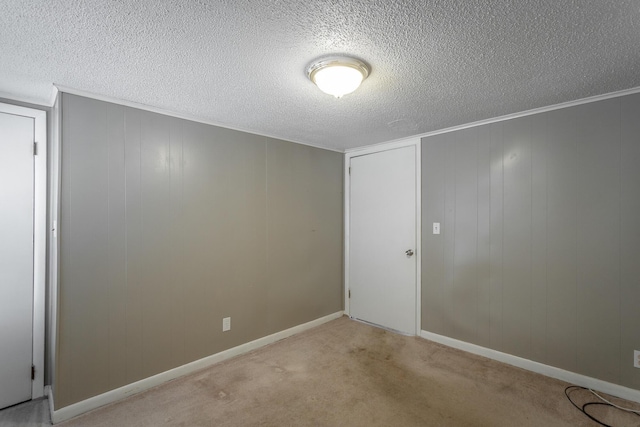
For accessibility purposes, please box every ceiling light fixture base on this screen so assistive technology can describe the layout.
[307,56,370,98]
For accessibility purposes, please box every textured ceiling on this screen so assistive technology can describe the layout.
[1,0,639,151]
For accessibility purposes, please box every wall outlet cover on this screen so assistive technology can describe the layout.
[634,350,640,368]
[222,317,231,332]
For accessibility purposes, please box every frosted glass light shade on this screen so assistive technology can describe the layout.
[307,57,370,98]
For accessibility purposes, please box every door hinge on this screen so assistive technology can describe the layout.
[349,167,351,175]
[33,141,37,156]
[31,365,35,380]
[348,289,351,298]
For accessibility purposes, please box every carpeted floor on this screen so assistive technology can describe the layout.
[0,398,51,427]
[58,316,640,426]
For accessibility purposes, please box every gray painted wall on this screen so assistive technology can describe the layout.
[56,94,343,408]
[421,92,640,391]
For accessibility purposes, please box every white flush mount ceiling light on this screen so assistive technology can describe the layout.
[307,56,370,98]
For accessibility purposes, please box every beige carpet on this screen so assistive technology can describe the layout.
[59,316,640,426]
[0,398,51,427]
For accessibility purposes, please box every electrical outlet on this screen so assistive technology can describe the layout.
[634,350,640,368]
[222,317,231,332]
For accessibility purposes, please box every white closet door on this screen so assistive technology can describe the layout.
[349,146,417,335]
[0,111,35,409]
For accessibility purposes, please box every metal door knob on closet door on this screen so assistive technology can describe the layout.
[405,249,414,257]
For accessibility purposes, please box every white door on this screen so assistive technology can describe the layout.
[0,111,35,409]
[349,145,417,335]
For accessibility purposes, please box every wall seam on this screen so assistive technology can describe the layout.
[64,94,73,405]
[500,124,504,351]
[105,104,111,389]
[122,108,128,382]
[264,137,269,330]
[139,112,144,377]
[180,121,185,364]
[530,118,534,358]
[618,99,623,384]
[475,130,480,343]
[452,135,457,337]
[543,115,548,364]
[574,114,579,371]
[488,131,492,347]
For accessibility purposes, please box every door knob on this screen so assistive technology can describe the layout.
[405,249,414,257]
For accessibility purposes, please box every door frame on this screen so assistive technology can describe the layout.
[344,137,421,335]
[0,102,46,400]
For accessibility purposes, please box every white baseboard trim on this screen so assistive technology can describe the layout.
[50,311,344,424]
[420,330,640,404]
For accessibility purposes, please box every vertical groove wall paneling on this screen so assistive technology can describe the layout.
[139,110,174,379]
[59,95,111,406]
[574,100,621,384]
[180,120,216,363]
[421,134,447,335]
[56,93,343,409]
[475,125,492,349]
[488,123,504,351]
[265,138,343,335]
[421,92,640,391]
[620,93,640,391]
[123,106,144,385]
[544,105,579,373]
[452,128,479,343]
[529,112,548,364]
[442,132,457,339]
[500,116,533,360]
[168,116,186,370]
[106,103,127,390]
[173,120,270,362]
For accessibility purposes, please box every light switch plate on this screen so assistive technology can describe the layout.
[634,350,640,368]
[433,222,440,234]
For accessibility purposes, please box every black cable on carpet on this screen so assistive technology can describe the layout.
[565,385,640,427]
